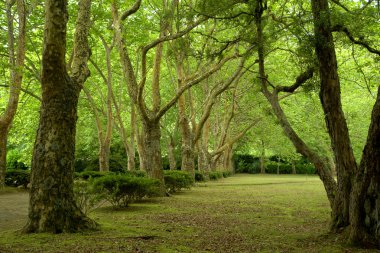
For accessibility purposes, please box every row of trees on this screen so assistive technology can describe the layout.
[0,0,379,247]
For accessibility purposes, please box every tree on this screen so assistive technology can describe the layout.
[0,0,26,188]
[311,0,380,246]
[23,0,97,233]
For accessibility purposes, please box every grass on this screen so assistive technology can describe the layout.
[0,174,379,252]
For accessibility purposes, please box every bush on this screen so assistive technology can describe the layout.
[92,174,161,207]
[209,171,223,180]
[164,170,194,193]
[124,170,147,178]
[234,154,260,174]
[5,170,30,188]
[73,179,104,214]
[75,171,111,180]
[194,171,205,182]
[222,171,232,178]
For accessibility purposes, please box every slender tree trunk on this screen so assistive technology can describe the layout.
[136,125,147,171]
[23,0,97,233]
[128,102,136,171]
[168,136,177,170]
[98,144,110,172]
[0,127,7,188]
[255,0,337,208]
[292,160,296,174]
[260,140,266,174]
[0,0,26,188]
[176,55,195,175]
[311,0,356,230]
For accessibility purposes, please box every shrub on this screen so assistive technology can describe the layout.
[5,170,30,188]
[75,171,111,180]
[194,171,205,182]
[222,171,232,178]
[92,174,161,207]
[234,154,260,174]
[124,170,147,178]
[209,171,223,180]
[73,179,104,214]
[164,170,194,193]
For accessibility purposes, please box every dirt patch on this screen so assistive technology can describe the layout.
[0,191,29,232]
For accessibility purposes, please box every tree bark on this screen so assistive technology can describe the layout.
[23,0,97,233]
[349,86,380,246]
[168,135,177,170]
[311,0,357,231]
[0,0,26,188]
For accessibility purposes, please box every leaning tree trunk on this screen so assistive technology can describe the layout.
[255,0,337,208]
[311,0,357,231]
[23,0,97,233]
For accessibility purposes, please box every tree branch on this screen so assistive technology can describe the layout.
[0,84,41,101]
[120,0,142,21]
[275,67,314,93]
[332,24,380,56]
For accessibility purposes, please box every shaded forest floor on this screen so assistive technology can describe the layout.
[0,174,379,253]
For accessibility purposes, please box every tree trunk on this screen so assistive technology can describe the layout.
[23,0,96,233]
[255,0,337,208]
[168,136,177,170]
[0,0,26,188]
[0,127,7,188]
[311,0,356,231]
[143,120,164,183]
[292,160,296,174]
[99,144,110,172]
[349,86,380,246]
[136,125,147,171]
[260,140,266,174]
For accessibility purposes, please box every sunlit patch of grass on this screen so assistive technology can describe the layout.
[0,174,379,252]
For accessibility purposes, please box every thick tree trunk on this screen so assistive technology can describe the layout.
[143,120,164,183]
[349,87,380,246]
[99,144,110,172]
[23,0,96,233]
[311,0,357,230]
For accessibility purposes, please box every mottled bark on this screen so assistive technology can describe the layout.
[176,58,195,175]
[23,0,97,233]
[0,0,26,188]
[143,120,164,183]
[311,0,356,231]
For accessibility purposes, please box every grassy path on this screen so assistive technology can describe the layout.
[0,174,378,252]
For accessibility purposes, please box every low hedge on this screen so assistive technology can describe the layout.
[5,170,30,188]
[164,170,194,193]
[209,171,223,180]
[195,171,206,182]
[92,174,161,207]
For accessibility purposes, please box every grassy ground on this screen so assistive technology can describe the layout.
[0,174,379,253]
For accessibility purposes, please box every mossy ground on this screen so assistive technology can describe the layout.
[0,174,378,252]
